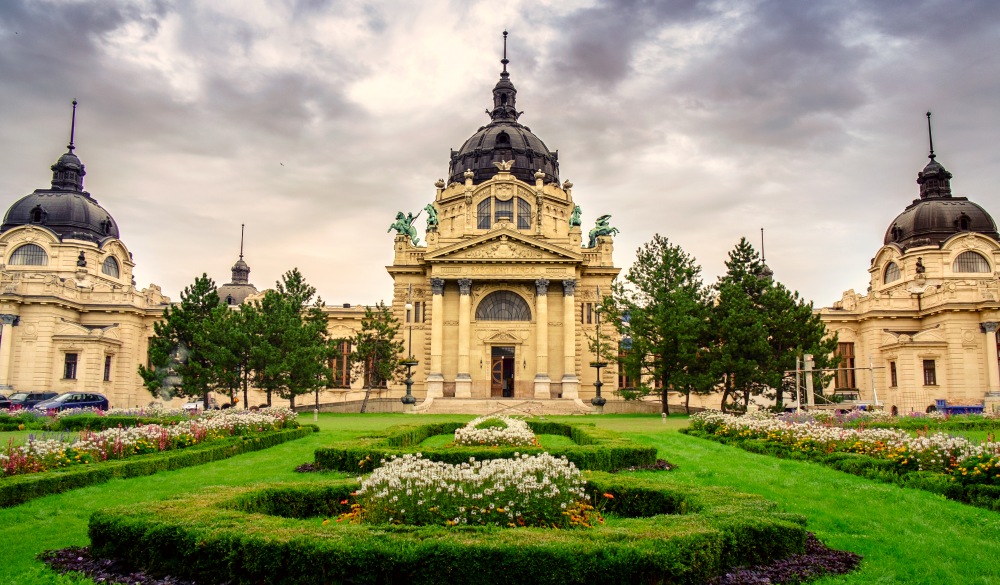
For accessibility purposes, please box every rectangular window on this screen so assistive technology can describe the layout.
[330,341,351,388]
[835,342,856,389]
[64,353,78,380]
[517,197,531,230]
[923,360,937,385]
[582,303,594,325]
[413,302,422,324]
[103,355,112,382]
[889,361,897,387]
[617,350,634,390]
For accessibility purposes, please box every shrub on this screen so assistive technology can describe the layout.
[89,473,806,585]
[314,420,657,473]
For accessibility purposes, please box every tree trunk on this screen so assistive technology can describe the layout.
[289,394,296,410]
[242,367,249,410]
[685,389,691,415]
[266,390,272,407]
[661,388,669,415]
[202,391,210,410]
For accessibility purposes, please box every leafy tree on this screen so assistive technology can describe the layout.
[609,235,714,414]
[709,238,837,411]
[350,301,404,391]
[139,274,230,408]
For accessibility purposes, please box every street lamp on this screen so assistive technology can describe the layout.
[591,286,607,407]
[401,285,418,405]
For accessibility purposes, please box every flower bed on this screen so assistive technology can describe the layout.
[452,415,539,447]
[314,420,657,472]
[88,473,807,585]
[345,453,596,528]
[0,408,298,479]
[686,410,1000,511]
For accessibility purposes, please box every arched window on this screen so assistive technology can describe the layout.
[101,256,120,278]
[477,199,491,229]
[883,262,901,284]
[476,291,531,321]
[517,197,531,229]
[9,243,48,266]
[953,251,991,273]
[496,131,510,144]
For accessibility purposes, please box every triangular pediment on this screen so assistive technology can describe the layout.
[425,228,582,263]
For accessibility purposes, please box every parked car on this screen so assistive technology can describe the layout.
[0,394,10,410]
[7,391,58,409]
[33,392,109,412]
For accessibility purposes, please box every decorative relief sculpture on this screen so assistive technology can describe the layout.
[587,214,619,248]
[493,159,515,172]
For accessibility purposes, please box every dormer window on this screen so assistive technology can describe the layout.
[884,262,901,284]
[30,205,46,224]
[477,196,532,230]
[496,131,510,144]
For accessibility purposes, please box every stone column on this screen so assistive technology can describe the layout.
[455,278,473,398]
[0,314,16,390]
[533,279,551,399]
[561,280,579,399]
[982,322,1000,393]
[426,278,445,399]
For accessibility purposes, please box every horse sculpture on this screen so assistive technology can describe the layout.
[587,214,619,248]
[388,210,422,246]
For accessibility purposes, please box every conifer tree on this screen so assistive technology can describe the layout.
[350,301,404,390]
[610,235,713,414]
[139,274,230,408]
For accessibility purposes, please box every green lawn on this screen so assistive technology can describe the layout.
[1,413,998,584]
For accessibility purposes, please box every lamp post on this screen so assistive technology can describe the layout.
[401,285,418,405]
[591,286,607,407]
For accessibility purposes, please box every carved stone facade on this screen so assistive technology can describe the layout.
[820,146,1000,414]
[385,163,620,404]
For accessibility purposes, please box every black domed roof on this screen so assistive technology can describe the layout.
[1,103,120,244]
[447,32,559,186]
[884,156,999,249]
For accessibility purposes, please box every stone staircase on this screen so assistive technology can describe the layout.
[414,397,594,416]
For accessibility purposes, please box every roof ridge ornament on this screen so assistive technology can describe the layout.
[501,30,509,78]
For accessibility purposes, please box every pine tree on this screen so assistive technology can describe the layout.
[350,301,404,391]
[610,235,713,414]
[710,238,837,411]
[139,274,230,407]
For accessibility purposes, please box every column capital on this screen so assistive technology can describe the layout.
[982,322,999,334]
[535,278,550,295]
[430,278,445,295]
[0,314,18,326]
[562,279,577,296]
[457,279,472,295]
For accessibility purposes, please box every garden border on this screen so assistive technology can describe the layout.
[88,472,807,585]
[683,428,1000,512]
[313,419,657,472]
[0,426,315,508]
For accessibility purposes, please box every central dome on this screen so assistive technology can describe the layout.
[447,32,559,186]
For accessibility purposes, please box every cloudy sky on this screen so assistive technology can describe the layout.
[1,0,998,307]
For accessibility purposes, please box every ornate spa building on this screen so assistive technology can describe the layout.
[382,34,621,406]
[821,116,1000,414]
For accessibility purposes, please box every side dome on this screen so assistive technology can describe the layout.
[447,32,559,186]
[884,157,999,249]
[0,102,121,244]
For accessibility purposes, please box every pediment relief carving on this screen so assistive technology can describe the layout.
[427,230,581,262]
[477,329,529,343]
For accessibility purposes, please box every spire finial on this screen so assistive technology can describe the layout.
[760,227,766,263]
[68,99,78,152]
[239,223,245,260]
[501,30,509,78]
[926,111,935,161]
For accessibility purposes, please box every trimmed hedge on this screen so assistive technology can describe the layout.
[89,472,806,585]
[683,428,1000,512]
[314,420,656,473]
[843,415,1000,433]
[0,413,189,432]
[0,427,312,508]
